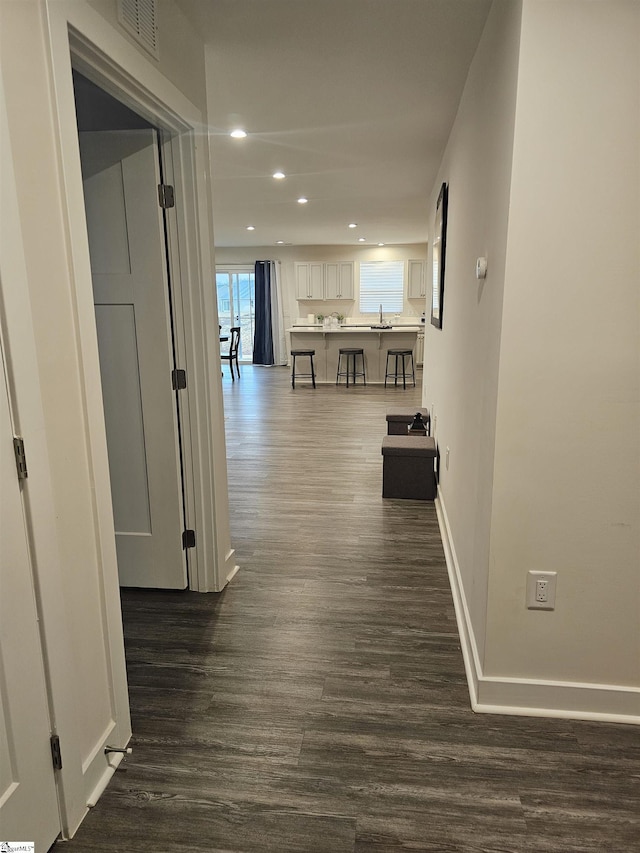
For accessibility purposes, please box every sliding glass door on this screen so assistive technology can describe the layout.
[216,269,255,362]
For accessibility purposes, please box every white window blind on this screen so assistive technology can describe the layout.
[359,260,404,313]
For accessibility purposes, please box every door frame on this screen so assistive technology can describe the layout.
[68,42,199,594]
[44,1,237,596]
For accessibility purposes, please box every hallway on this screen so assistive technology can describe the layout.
[61,367,639,852]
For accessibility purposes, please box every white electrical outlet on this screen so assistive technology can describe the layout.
[526,571,557,610]
[535,578,549,602]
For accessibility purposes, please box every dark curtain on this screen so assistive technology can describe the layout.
[253,260,274,365]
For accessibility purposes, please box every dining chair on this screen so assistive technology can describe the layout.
[220,326,241,380]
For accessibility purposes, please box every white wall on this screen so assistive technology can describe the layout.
[428,0,640,719]
[215,243,428,330]
[423,0,522,663]
[85,0,206,107]
[485,1,640,691]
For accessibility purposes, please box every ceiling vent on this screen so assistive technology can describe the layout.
[118,0,159,59]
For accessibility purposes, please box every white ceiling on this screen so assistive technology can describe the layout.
[178,0,492,248]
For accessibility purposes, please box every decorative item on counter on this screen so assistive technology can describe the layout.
[316,313,324,323]
[307,313,315,324]
[408,412,428,436]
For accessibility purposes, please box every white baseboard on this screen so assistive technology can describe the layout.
[434,494,640,726]
[222,550,240,590]
[434,494,481,707]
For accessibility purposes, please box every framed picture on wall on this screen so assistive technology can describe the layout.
[431,182,448,329]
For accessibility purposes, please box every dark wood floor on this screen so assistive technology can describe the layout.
[60,366,640,852]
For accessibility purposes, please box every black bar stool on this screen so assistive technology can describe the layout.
[336,348,366,387]
[385,349,415,389]
[290,349,316,388]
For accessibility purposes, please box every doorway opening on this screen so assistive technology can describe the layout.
[72,70,189,590]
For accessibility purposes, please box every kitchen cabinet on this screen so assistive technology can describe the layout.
[295,262,324,300]
[408,259,427,299]
[324,262,354,300]
[295,261,354,301]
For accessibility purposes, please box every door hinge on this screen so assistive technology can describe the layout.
[182,529,196,549]
[50,734,63,770]
[158,183,175,209]
[171,368,187,390]
[13,436,28,480]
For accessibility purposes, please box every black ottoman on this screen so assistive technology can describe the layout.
[386,408,431,435]
[381,435,437,500]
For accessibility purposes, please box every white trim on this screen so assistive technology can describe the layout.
[435,493,640,725]
[225,562,241,587]
[434,495,480,706]
[158,131,200,589]
[475,679,640,724]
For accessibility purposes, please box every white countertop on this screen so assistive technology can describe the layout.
[289,325,422,333]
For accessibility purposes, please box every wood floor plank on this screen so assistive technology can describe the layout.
[55,366,640,853]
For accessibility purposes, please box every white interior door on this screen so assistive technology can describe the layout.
[0,347,61,851]
[79,129,187,589]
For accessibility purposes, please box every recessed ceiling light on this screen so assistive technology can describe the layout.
[358,237,366,242]
[348,223,357,229]
[273,171,286,179]
[247,225,255,231]
[276,240,284,244]
[378,242,385,246]
[230,129,247,139]
[297,197,308,204]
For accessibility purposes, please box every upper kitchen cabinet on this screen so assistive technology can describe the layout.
[295,261,354,301]
[407,259,427,299]
[324,262,354,300]
[295,262,325,300]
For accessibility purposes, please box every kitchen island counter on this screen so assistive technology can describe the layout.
[288,326,421,384]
